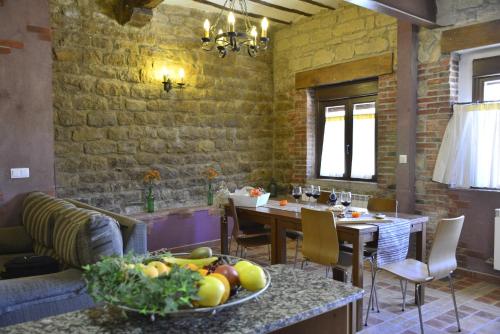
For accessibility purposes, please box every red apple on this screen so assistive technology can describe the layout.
[214,264,239,288]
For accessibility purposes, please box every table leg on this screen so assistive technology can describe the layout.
[415,223,426,304]
[351,235,364,331]
[220,216,229,255]
[272,220,288,264]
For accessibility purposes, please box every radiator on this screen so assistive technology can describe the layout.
[495,209,500,271]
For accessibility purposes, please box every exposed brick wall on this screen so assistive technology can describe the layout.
[272,3,398,196]
[50,2,274,213]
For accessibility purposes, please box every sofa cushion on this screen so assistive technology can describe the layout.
[22,192,76,248]
[53,207,123,267]
[0,269,86,315]
[33,242,58,259]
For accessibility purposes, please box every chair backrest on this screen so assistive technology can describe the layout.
[428,216,464,279]
[228,198,242,238]
[317,191,331,204]
[301,208,339,266]
[367,198,397,212]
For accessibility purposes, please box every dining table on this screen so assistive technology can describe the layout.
[220,200,429,331]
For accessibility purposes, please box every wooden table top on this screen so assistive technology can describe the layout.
[233,205,429,233]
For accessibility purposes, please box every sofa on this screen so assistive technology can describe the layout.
[0,192,147,327]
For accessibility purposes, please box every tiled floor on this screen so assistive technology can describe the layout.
[196,240,500,334]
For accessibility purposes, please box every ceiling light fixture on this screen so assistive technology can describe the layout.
[201,0,269,58]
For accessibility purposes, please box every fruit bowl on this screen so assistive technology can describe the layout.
[84,252,271,321]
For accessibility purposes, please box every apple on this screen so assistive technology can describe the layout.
[147,261,170,276]
[197,276,225,307]
[239,265,266,291]
[210,273,231,304]
[141,265,159,278]
[214,265,239,288]
[233,260,253,274]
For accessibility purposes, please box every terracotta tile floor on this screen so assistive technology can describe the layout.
[193,240,500,334]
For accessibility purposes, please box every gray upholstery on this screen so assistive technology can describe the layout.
[0,195,147,328]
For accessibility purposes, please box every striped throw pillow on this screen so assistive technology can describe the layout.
[53,207,123,267]
[22,192,76,248]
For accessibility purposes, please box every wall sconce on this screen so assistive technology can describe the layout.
[162,68,186,92]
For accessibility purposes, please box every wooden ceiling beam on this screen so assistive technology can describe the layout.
[298,0,336,11]
[249,0,313,17]
[192,0,291,25]
[441,19,500,53]
[344,0,438,28]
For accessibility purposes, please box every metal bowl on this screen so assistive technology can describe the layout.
[114,253,271,320]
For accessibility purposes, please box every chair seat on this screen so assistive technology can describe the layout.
[339,244,376,258]
[380,259,434,283]
[286,230,303,240]
[235,233,271,248]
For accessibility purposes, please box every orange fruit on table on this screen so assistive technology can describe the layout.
[198,268,209,276]
[210,273,231,303]
[352,212,361,218]
[184,263,199,271]
[279,199,288,206]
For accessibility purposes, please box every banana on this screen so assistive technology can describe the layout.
[162,256,218,267]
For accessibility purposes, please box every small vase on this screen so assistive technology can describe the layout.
[207,182,214,206]
[146,196,155,213]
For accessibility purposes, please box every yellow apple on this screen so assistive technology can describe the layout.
[197,276,225,307]
[239,265,266,291]
[147,261,171,276]
[233,260,253,275]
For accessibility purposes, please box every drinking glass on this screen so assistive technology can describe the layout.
[304,185,313,207]
[340,192,352,213]
[292,186,302,212]
[312,185,321,207]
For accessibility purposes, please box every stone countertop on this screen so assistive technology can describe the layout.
[2,265,363,334]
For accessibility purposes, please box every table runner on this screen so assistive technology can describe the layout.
[263,200,368,214]
[369,219,411,267]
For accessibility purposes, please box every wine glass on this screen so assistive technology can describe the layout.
[340,192,352,213]
[304,185,313,207]
[312,185,321,207]
[292,186,302,212]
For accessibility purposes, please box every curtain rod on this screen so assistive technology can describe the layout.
[453,100,500,105]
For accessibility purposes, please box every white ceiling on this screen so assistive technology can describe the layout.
[165,0,340,25]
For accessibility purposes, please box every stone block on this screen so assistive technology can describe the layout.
[354,37,388,55]
[118,142,138,154]
[126,99,147,112]
[108,128,129,140]
[87,112,117,127]
[84,141,117,154]
[72,128,106,141]
[58,111,87,126]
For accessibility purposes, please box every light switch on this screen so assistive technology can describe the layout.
[399,155,407,164]
[10,168,30,179]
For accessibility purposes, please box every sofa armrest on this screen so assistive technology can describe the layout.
[65,199,147,255]
[0,226,33,255]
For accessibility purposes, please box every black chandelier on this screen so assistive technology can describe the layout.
[201,0,269,58]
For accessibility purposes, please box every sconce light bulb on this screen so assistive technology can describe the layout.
[178,68,185,80]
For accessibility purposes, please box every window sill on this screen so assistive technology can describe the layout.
[307,178,379,192]
[448,186,500,194]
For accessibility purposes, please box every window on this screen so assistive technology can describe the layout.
[473,55,500,102]
[316,80,377,181]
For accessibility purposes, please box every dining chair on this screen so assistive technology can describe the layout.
[367,197,398,213]
[365,216,465,334]
[228,198,271,259]
[317,191,331,204]
[300,208,350,278]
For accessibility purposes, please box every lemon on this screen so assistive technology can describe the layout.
[233,260,253,274]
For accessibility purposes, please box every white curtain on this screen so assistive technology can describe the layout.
[433,102,500,188]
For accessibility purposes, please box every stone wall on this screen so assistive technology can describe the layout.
[272,3,397,196]
[50,1,274,213]
[437,0,500,26]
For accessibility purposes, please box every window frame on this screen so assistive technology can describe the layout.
[472,55,500,102]
[315,93,378,182]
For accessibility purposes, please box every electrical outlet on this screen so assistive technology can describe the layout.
[10,168,30,179]
[399,155,407,164]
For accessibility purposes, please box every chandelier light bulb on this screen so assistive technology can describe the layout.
[250,25,257,45]
[216,29,225,46]
[228,12,235,32]
[261,17,268,38]
[203,19,210,38]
